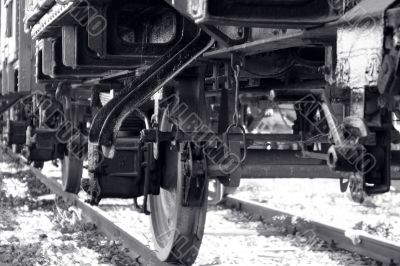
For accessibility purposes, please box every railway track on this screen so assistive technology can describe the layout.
[223,196,400,265]
[0,146,167,266]
[2,145,399,265]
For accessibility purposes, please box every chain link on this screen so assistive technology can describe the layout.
[233,64,241,126]
[223,61,247,164]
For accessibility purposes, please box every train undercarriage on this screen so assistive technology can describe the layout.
[1,0,400,264]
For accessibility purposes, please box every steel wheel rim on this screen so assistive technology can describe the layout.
[61,155,83,193]
[149,144,181,261]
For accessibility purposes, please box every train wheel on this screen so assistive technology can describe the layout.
[223,186,238,196]
[150,143,208,265]
[348,172,367,204]
[208,180,238,205]
[60,99,86,194]
[61,155,83,194]
[33,161,44,169]
[60,131,84,194]
[12,144,21,154]
[208,179,224,205]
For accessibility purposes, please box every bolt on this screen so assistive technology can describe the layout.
[272,29,280,36]
[377,96,387,108]
[352,90,363,102]
[190,0,200,15]
[319,66,331,75]
[237,27,244,38]
[394,27,400,47]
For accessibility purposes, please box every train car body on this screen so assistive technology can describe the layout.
[1,0,400,264]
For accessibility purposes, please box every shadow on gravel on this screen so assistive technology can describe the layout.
[0,167,53,253]
[98,204,138,211]
[0,241,49,265]
[1,169,52,209]
[211,205,289,238]
[0,159,139,266]
[0,170,33,234]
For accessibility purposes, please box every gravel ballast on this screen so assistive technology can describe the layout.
[236,179,400,243]
[0,150,385,265]
[0,153,136,266]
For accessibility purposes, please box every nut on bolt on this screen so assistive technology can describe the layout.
[190,0,203,16]
[327,145,363,172]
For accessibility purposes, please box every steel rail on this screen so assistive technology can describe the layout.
[1,146,170,266]
[223,196,400,265]
[3,144,400,265]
